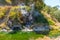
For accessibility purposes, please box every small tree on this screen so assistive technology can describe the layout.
[53,10,60,22]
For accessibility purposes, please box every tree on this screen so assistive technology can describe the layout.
[52,10,60,22]
[43,6,51,13]
[34,0,45,11]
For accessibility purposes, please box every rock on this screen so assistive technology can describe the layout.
[7,29,13,32]
[29,37,35,40]
[36,36,60,40]
[43,36,52,40]
[36,36,52,40]
[11,25,22,31]
[22,27,33,32]
[55,36,60,40]
[0,29,7,32]
[33,25,50,34]
[33,11,40,17]
[36,38,43,40]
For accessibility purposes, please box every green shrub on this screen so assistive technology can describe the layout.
[51,10,60,22]
[48,19,55,25]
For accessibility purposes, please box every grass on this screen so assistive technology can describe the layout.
[0,31,44,40]
[0,30,60,40]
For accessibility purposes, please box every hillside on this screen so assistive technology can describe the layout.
[0,0,60,31]
[0,0,60,40]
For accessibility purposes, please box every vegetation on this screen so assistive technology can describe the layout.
[0,30,60,40]
[0,32,44,40]
[0,0,60,30]
[52,10,60,22]
[0,0,60,40]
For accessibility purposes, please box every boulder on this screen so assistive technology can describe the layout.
[33,25,50,34]
[0,28,7,32]
[11,25,22,31]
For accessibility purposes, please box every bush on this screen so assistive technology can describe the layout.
[0,7,7,18]
[48,19,55,25]
[52,10,60,22]
[0,12,5,18]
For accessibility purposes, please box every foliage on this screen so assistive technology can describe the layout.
[5,0,11,4]
[49,30,60,37]
[52,10,60,22]
[9,8,17,19]
[0,12,5,18]
[42,5,59,25]
[48,19,55,25]
[35,0,45,11]
[43,6,51,13]
[0,7,8,18]
[36,14,48,24]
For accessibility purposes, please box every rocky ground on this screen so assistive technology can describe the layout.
[36,36,60,40]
